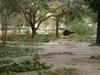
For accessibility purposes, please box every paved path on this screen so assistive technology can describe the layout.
[37,39,100,75]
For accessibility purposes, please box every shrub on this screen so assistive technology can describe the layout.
[68,21,96,35]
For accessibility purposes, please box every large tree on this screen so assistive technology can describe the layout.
[21,0,62,38]
[54,0,85,37]
[85,0,100,45]
[0,0,21,47]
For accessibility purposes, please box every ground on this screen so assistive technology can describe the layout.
[38,39,100,75]
[16,39,100,75]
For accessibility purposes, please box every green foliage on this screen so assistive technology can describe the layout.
[0,59,13,66]
[69,20,96,35]
[0,54,50,73]
[19,33,58,44]
[34,33,57,43]
[0,0,21,12]
[0,72,14,75]
[0,47,35,58]
[0,46,50,74]
[65,34,94,43]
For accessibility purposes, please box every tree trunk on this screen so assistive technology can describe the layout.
[1,25,7,47]
[56,19,59,38]
[96,11,100,45]
[31,25,36,38]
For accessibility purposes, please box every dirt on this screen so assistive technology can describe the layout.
[16,39,100,75]
[37,39,100,75]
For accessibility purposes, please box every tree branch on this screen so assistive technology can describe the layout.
[36,14,57,30]
[35,5,63,24]
[23,11,30,24]
[36,12,64,30]
[23,11,33,26]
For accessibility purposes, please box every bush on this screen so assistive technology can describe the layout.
[68,21,96,35]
